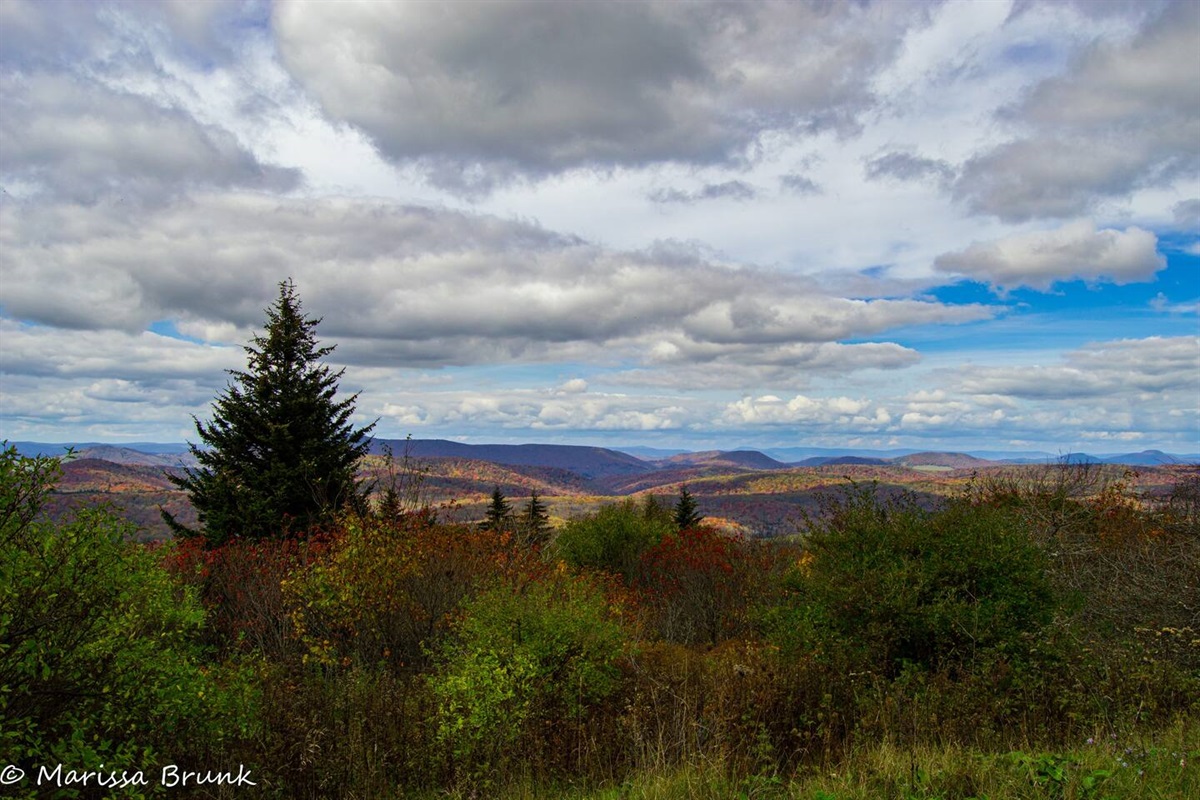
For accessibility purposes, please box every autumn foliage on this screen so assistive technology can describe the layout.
[636,525,758,645]
[5,445,1197,798]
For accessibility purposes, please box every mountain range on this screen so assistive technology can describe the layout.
[8,439,1197,471]
[9,438,1193,541]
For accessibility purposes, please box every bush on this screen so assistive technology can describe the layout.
[0,446,257,784]
[286,511,526,672]
[165,534,329,659]
[637,525,758,645]
[429,574,631,783]
[795,484,1056,675]
[553,499,674,582]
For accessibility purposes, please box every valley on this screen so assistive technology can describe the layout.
[20,438,1193,541]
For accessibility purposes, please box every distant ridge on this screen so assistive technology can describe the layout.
[7,440,1195,469]
[661,450,789,470]
[7,441,192,458]
[73,445,196,468]
[368,438,654,479]
[894,452,993,469]
[613,446,692,460]
[1101,450,1186,466]
[795,455,890,467]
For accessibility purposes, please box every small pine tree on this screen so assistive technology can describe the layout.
[163,279,375,545]
[483,486,513,532]
[376,485,403,528]
[521,490,552,547]
[674,486,703,530]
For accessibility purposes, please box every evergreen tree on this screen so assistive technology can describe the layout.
[483,486,514,532]
[521,490,552,547]
[163,279,375,545]
[673,486,703,530]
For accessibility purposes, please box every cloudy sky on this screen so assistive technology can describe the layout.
[0,0,1197,454]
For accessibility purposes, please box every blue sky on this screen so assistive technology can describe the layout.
[0,0,1197,454]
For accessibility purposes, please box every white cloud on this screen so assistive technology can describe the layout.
[722,394,888,429]
[934,221,1165,290]
[0,72,298,202]
[955,1,1200,220]
[272,0,924,189]
[0,320,240,383]
[0,193,992,377]
[555,379,589,395]
[375,388,694,434]
[0,0,1194,452]
[958,336,1199,399]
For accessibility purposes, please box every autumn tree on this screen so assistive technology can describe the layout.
[163,279,374,545]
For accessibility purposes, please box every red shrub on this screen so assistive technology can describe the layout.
[636,526,758,645]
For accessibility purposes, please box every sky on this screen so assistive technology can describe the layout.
[0,0,1197,455]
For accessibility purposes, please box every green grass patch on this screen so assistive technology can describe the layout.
[428,717,1197,800]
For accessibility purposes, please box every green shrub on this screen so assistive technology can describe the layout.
[429,574,631,782]
[0,446,258,787]
[553,499,674,581]
[795,484,1056,675]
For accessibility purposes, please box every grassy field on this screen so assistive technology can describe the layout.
[430,718,1197,800]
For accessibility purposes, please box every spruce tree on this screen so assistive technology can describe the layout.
[163,279,374,545]
[521,490,552,547]
[483,486,514,532]
[673,486,703,530]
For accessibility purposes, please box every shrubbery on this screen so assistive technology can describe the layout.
[5,443,1196,798]
[0,447,257,788]
[637,524,759,645]
[285,510,527,671]
[791,485,1056,675]
[552,498,674,581]
[429,574,630,781]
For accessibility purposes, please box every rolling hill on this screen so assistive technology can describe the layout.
[660,449,790,470]
[369,438,654,479]
[15,437,1195,540]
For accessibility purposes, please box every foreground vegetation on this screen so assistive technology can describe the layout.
[2,444,1196,798]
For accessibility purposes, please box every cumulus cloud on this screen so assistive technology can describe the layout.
[0,194,993,377]
[956,1,1200,220]
[779,173,821,195]
[2,1,1192,451]
[272,0,923,189]
[0,73,298,202]
[0,320,245,440]
[0,0,252,70]
[1173,199,1200,229]
[0,1,298,202]
[958,336,1199,399]
[0,320,240,384]
[613,341,921,391]
[934,221,1164,290]
[377,388,693,434]
[723,394,890,429]
[555,379,589,395]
